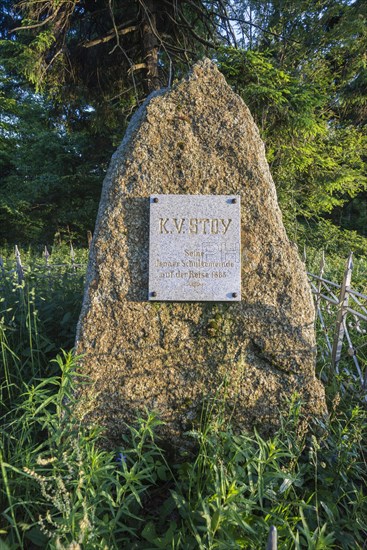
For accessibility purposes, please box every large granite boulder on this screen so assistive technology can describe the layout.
[75,59,326,446]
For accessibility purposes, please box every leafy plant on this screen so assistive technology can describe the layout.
[0,248,366,548]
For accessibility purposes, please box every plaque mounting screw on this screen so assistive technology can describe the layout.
[152,197,158,203]
[231,198,237,204]
[151,291,157,297]
[232,292,238,298]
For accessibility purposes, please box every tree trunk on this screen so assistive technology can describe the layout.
[141,0,161,93]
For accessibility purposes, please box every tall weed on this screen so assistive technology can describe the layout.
[0,247,366,548]
[1,352,169,548]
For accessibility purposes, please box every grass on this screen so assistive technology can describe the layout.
[0,246,366,549]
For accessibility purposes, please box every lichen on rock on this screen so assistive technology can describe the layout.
[75,58,326,447]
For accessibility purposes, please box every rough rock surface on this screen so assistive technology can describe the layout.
[75,59,326,446]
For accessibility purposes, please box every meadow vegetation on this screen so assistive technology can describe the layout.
[0,246,366,549]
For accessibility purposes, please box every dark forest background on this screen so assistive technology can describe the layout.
[1,0,366,255]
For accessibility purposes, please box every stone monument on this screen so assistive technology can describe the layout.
[75,59,326,446]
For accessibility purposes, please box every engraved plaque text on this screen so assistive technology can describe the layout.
[149,195,241,301]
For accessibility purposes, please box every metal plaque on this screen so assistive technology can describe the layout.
[148,195,241,301]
